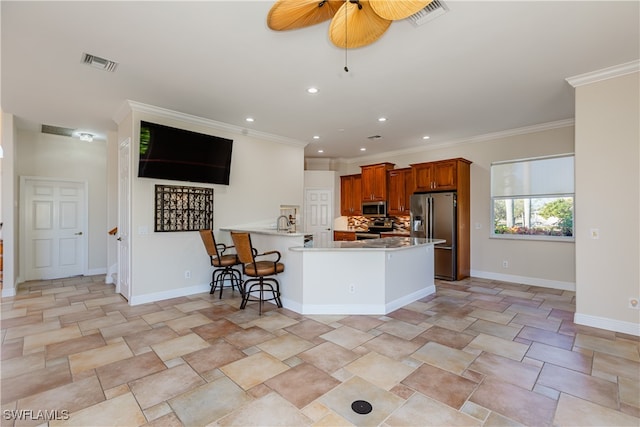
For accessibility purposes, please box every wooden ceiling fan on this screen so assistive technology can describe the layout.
[267,0,433,48]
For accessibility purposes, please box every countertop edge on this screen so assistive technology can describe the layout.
[220,226,307,237]
[290,238,445,252]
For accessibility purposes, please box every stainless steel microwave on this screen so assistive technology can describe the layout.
[362,201,387,218]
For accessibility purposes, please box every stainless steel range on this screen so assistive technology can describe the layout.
[355,218,394,240]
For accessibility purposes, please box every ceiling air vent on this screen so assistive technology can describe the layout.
[41,124,75,137]
[407,0,449,27]
[81,53,118,72]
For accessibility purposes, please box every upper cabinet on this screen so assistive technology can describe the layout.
[361,162,395,201]
[340,174,362,216]
[411,158,471,192]
[387,168,413,215]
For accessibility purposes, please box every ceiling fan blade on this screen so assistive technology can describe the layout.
[370,0,433,21]
[329,0,392,48]
[267,0,343,31]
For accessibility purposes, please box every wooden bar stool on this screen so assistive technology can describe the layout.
[230,231,284,315]
[199,229,243,298]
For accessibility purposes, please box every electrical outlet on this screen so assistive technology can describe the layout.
[184,270,191,279]
[502,260,509,268]
[590,228,600,239]
[348,284,356,294]
[629,298,639,309]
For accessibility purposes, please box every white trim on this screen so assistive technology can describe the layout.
[86,267,107,276]
[2,287,16,298]
[114,100,308,149]
[574,313,640,337]
[128,283,211,306]
[337,119,575,164]
[470,270,575,291]
[282,285,435,315]
[566,60,640,88]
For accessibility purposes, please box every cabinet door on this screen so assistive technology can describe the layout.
[351,175,362,215]
[388,168,412,215]
[340,174,362,216]
[387,170,404,215]
[340,176,352,216]
[361,163,394,201]
[412,163,434,192]
[432,160,457,190]
[402,168,414,214]
[334,231,356,241]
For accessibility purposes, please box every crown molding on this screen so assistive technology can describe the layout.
[335,118,575,165]
[112,100,307,148]
[566,60,640,88]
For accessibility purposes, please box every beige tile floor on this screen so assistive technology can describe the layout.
[1,275,639,426]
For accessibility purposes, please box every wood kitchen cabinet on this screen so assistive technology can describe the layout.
[340,174,362,216]
[411,158,471,192]
[387,167,414,215]
[333,231,356,241]
[361,163,395,201]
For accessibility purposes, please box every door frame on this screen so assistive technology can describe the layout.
[19,176,89,283]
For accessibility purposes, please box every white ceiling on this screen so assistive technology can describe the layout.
[2,1,639,160]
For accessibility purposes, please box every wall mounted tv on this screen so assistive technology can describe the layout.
[138,121,233,185]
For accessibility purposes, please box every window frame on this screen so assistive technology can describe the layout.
[490,154,575,242]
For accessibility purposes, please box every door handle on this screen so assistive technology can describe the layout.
[75,232,83,235]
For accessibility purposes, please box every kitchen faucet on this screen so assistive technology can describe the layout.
[276,215,290,232]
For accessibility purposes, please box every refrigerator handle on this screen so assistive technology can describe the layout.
[428,196,434,239]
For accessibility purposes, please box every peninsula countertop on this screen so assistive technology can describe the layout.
[290,237,445,251]
[220,225,307,237]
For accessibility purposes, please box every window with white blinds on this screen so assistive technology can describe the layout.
[491,154,574,240]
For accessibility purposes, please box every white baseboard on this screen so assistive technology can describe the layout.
[470,269,575,291]
[574,313,640,336]
[2,287,16,298]
[86,267,107,276]
[282,285,436,315]
[128,283,211,306]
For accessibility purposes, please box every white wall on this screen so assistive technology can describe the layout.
[115,103,306,302]
[335,124,576,289]
[574,71,639,334]
[15,129,109,276]
[1,112,17,296]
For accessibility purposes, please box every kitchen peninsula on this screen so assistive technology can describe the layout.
[220,226,443,315]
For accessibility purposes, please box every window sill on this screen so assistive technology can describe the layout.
[490,234,575,243]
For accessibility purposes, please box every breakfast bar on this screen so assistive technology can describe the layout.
[287,237,443,315]
[221,226,443,315]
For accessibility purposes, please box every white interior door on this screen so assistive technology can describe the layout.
[304,188,333,246]
[21,177,86,280]
[117,138,132,301]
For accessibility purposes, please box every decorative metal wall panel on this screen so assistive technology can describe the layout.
[155,185,214,232]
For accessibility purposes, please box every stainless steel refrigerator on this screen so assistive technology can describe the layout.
[410,192,457,280]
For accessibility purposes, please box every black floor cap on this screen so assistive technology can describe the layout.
[351,400,373,415]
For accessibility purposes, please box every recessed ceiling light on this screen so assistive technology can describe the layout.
[422,135,430,140]
[360,147,366,151]
[307,87,319,94]
[378,117,387,122]
[245,117,255,122]
[313,135,320,140]
[318,149,324,153]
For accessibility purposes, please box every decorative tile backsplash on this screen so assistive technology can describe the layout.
[347,216,410,232]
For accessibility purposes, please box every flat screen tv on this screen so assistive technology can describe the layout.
[138,121,233,185]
